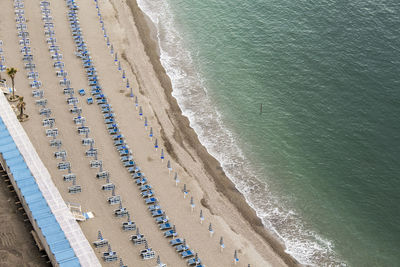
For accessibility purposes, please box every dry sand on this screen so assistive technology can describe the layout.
[0,0,299,266]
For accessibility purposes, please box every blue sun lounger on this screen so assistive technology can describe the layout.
[141,190,153,198]
[136,177,147,186]
[148,204,160,212]
[159,223,171,230]
[164,229,177,238]
[176,244,189,253]
[170,238,183,246]
[123,160,135,168]
[187,257,201,266]
[145,197,157,205]
[155,215,168,224]
[86,97,93,104]
[181,250,194,258]
[120,155,133,162]
[140,185,151,191]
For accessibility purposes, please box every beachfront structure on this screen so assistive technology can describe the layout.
[0,91,100,266]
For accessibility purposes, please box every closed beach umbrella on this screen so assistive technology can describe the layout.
[135,96,138,109]
[106,37,110,46]
[119,258,125,267]
[234,250,239,264]
[108,244,112,253]
[190,196,195,212]
[220,236,224,252]
[111,186,115,196]
[144,117,148,128]
[157,255,160,264]
[110,45,114,54]
[98,230,103,240]
[200,209,204,224]
[136,227,140,236]
[114,52,118,62]
[161,149,164,161]
[154,138,158,150]
[167,160,171,174]
[183,184,188,198]
[172,224,176,234]
[139,106,143,118]
[127,212,131,222]
[183,238,186,247]
[174,172,179,186]
[104,29,107,38]
[122,70,126,79]
[144,240,148,250]
[149,127,153,140]
[126,79,130,88]
[118,61,121,71]
[209,223,214,237]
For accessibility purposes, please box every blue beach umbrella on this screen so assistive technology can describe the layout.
[161,149,164,161]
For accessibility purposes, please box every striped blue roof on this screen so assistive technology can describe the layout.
[0,118,80,266]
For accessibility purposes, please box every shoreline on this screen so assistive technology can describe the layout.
[125,0,300,266]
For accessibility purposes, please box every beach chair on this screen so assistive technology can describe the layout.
[86,97,93,104]
[77,126,90,135]
[155,215,169,224]
[140,185,152,192]
[68,185,82,194]
[141,190,154,198]
[63,87,74,95]
[152,210,164,217]
[159,223,172,231]
[54,150,67,159]
[82,137,94,145]
[148,204,160,212]
[35,98,47,107]
[119,149,130,157]
[90,160,102,168]
[57,162,71,170]
[181,250,194,259]
[108,195,121,205]
[73,116,85,125]
[96,171,109,179]
[131,234,146,245]
[170,238,183,246]
[45,128,58,137]
[63,173,76,182]
[164,229,177,238]
[85,148,97,157]
[114,207,128,217]
[145,197,157,205]
[102,251,117,262]
[120,155,133,163]
[187,256,201,266]
[140,248,155,260]
[50,139,62,148]
[123,160,135,168]
[176,244,189,253]
[78,88,85,96]
[136,177,147,186]
[132,171,143,178]
[101,183,114,191]
[42,118,55,127]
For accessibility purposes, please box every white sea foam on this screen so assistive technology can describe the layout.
[136,0,344,265]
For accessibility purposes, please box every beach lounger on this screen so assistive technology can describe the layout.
[35,98,47,107]
[107,195,121,205]
[140,248,155,260]
[141,190,154,198]
[45,128,58,137]
[140,185,152,192]
[127,167,139,174]
[79,89,85,95]
[114,207,128,217]
[136,177,147,186]
[181,250,194,258]
[151,210,164,217]
[148,204,160,212]
[96,171,109,179]
[70,106,82,114]
[119,149,130,157]
[109,128,120,135]
[132,171,143,178]
[101,183,114,191]
[57,162,70,170]
[77,126,90,135]
[164,229,177,238]
[102,251,117,262]
[123,160,135,168]
[159,223,172,230]
[170,238,183,246]
[86,97,93,104]
[122,221,136,231]
[104,113,115,119]
[145,197,157,205]
[68,185,82,194]
[187,257,201,266]
[155,216,168,224]
[93,238,108,248]
[50,139,62,148]
[131,234,146,245]
[63,173,76,182]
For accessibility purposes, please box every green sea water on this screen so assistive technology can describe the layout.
[137,0,400,265]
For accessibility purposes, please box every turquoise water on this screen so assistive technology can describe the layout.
[137,0,400,266]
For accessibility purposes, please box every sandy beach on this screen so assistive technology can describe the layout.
[0,0,298,266]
